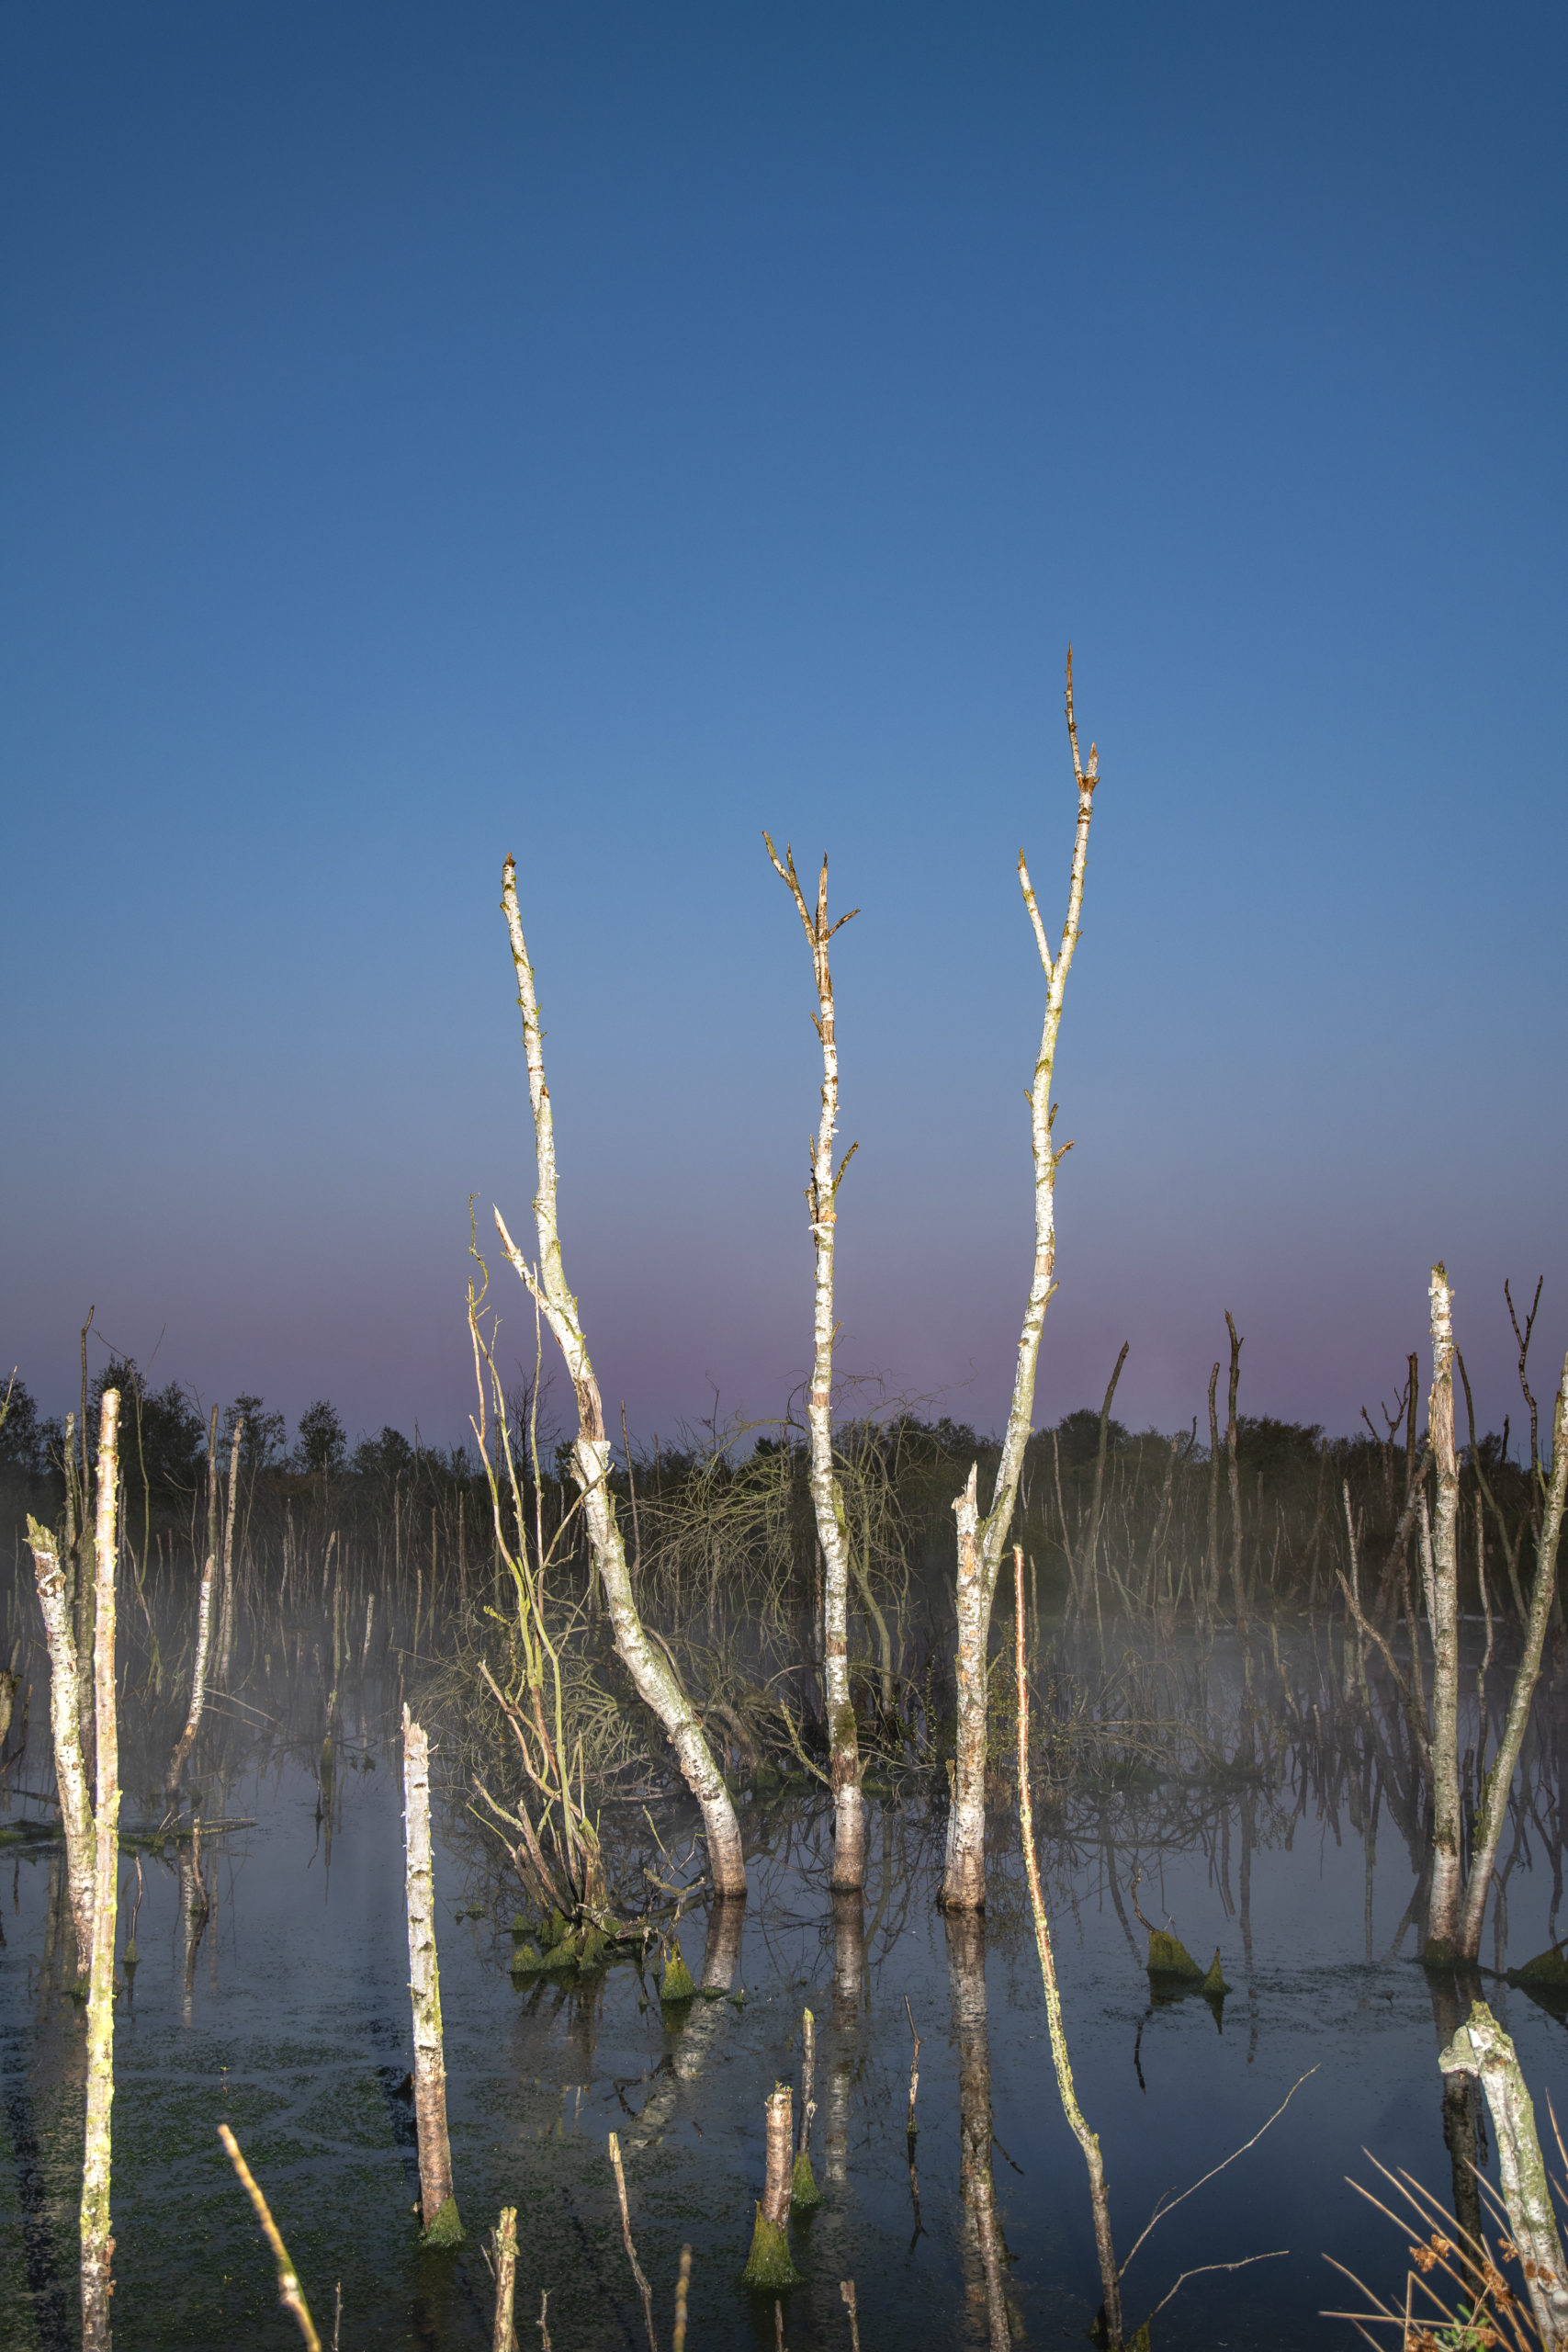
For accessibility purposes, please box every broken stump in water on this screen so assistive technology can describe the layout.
[743,2082,800,2290]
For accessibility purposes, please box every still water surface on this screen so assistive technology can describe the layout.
[3,1634,1566,2349]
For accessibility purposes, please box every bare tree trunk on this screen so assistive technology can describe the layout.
[402,1708,462,2244]
[491,2208,518,2352]
[1438,2003,1568,2346]
[1206,1362,1222,1615]
[81,1389,121,2352]
[217,1416,243,1684]
[945,1468,989,1911]
[496,857,745,1899]
[1225,1312,1247,1634]
[1425,1265,1464,1965]
[1458,1351,1568,1960]
[165,1552,216,1808]
[942,652,1100,1911]
[1082,1342,1129,1606]
[765,837,865,1889]
[26,1516,96,1963]
[742,2082,799,2288]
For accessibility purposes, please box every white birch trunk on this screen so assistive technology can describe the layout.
[1458,1351,1568,1960]
[402,1707,462,2243]
[942,656,1099,1910]
[81,1389,121,2352]
[165,1552,217,1806]
[496,857,746,1899]
[1424,1264,1463,1963]
[26,1516,96,1962]
[764,838,864,1888]
[217,1416,243,1683]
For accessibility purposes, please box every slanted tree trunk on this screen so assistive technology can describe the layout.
[765,838,865,1887]
[496,857,746,1899]
[1438,2003,1568,2346]
[81,1388,121,2352]
[26,1517,96,1962]
[165,1550,217,1809]
[402,1708,462,2244]
[1456,1348,1568,1961]
[1424,1265,1464,1964]
[1225,1312,1247,1633]
[942,650,1100,1911]
[1082,1340,1129,1606]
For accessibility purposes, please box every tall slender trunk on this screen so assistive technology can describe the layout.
[26,1517,96,1962]
[81,1389,121,2352]
[1082,1341,1129,1606]
[1424,1265,1464,1964]
[166,1552,217,1807]
[765,837,864,1888]
[217,1416,243,1684]
[1206,1363,1222,1613]
[496,858,745,1899]
[1438,2003,1568,2347]
[1457,1351,1568,1960]
[942,652,1100,1910]
[402,1708,462,2244]
[1224,1313,1247,1634]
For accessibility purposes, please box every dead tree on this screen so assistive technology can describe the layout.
[81,1389,121,2352]
[495,855,746,1899]
[1423,1266,1464,1960]
[942,650,1100,1912]
[764,836,865,1890]
[1421,1267,1568,1966]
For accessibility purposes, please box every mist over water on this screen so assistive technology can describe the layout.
[5,1561,1565,2350]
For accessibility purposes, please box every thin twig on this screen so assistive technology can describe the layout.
[1143,2250,1287,2327]
[1119,2069,1317,2278]
[218,2123,322,2352]
[608,2131,660,2352]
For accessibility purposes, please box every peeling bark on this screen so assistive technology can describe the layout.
[81,1389,121,2352]
[26,1516,95,1962]
[1438,2002,1568,2346]
[402,1708,462,2244]
[1424,1265,1463,1963]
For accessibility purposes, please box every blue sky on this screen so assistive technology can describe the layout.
[3,2,1564,1452]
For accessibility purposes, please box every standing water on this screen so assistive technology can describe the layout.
[3,1589,1564,2349]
